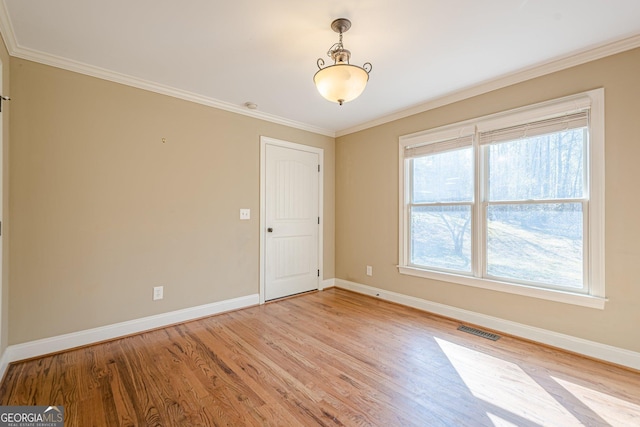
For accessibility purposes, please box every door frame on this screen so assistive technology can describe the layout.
[259,136,324,304]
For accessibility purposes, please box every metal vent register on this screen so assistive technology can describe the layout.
[457,325,501,341]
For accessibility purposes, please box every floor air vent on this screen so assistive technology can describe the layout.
[457,325,501,341]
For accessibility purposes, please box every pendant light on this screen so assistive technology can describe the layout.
[314,18,372,105]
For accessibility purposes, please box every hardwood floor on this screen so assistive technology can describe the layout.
[1,288,639,426]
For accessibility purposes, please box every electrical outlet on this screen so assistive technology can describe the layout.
[366,265,373,276]
[153,286,164,301]
[240,208,250,220]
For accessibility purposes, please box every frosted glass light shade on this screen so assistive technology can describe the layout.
[314,64,369,105]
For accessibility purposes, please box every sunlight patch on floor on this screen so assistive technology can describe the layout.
[435,337,582,426]
[552,376,640,426]
[486,413,519,427]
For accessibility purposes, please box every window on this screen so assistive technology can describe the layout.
[399,89,605,308]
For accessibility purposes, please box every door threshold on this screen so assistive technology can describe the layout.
[264,289,319,304]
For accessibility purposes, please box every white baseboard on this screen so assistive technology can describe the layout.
[320,278,335,290]
[0,348,10,382]
[3,282,637,379]
[335,279,640,371]
[0,293,259,379]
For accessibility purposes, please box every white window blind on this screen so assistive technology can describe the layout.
[404,134,474,158]
[479,111,589,145]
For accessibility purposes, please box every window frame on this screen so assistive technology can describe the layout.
[398,89,606,309]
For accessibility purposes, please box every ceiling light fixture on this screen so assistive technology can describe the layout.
[314,18,372,106]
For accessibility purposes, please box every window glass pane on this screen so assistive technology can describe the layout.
[487,203,583,289]
[488,129,585,201]
[412,147,473,203]
[410,205,471,272]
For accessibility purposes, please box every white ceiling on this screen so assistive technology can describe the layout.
[2,0,640,136]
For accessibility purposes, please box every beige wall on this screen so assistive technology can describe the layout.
[336,48,640,353]
[9,58,334,344]
[6,41,640,356]
[0,35,10,355]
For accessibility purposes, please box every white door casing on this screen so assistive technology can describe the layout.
[260,137,323,302]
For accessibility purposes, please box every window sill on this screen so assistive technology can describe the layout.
[397,266,607,309]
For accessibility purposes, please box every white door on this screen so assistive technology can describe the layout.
[264,144,319,301]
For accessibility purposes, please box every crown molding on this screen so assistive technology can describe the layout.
[0,5,335,138]
[0,0,17,53]
[336,33,640,137]
[1,1,638,140]
[11,45,335,137]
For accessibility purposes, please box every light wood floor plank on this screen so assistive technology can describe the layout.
[1,288,639,426]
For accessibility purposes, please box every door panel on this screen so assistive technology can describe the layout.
[265,145,319,301]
